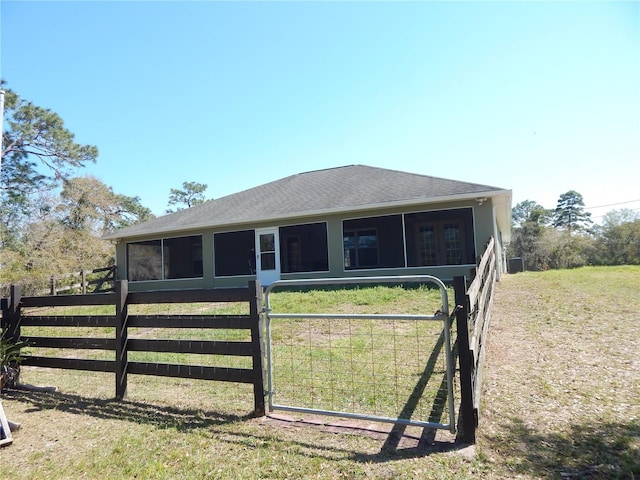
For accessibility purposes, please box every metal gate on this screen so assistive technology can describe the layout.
[264,275,456,433]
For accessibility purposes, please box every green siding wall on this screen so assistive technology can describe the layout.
[114,199,503,291]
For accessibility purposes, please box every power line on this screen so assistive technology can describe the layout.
[585,199,640,210]
[591,207,640,220]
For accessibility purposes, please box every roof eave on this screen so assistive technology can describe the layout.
[491,190,513,243]
[104,189,512,242]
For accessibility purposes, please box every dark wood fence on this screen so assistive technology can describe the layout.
[454,236,497,443]
[1,280,266,416]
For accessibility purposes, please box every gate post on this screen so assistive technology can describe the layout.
[454,275,476,444]
[115,280,129,400]
[248,280,266,417]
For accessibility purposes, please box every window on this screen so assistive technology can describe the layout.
[414,221,465,265]
[443,223,463,264]
[343,215,404,270]
[418,225,437,265]
[164,236,203,279]
[214,230,255,277]
[127,240,162,281]
[344,229,378,269]
[279,223,329,273]
[259,233,276,270]
[214,224,329,278]
[405,209,475,266]
[283,234,302,272]
[127,235,203,281]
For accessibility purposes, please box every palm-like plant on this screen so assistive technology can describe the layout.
[1,333,30,391]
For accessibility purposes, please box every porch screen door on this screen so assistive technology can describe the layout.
[255,228,280,285]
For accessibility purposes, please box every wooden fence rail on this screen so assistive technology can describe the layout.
[0,266,116,298]
[454,236,496,444]
[47,266,116,295]
[1,280,266,416]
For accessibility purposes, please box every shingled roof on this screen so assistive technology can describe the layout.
[104,165,509,240]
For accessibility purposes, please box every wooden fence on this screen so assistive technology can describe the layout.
[47,266,116,295]
[3,248,500,439]
[0,266,116,298]
[1,280,266,416]
[453,236,497,444]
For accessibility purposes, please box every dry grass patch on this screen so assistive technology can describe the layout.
[478,266,639,479]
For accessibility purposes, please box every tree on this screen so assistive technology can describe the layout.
[59,176,154,234]
[552,190,592,234]
[0,175,154,294]
[512,200,549,228]
[541,229,596,269]
[596,209,640,265]
[601,208,640,227]
[509,196,639,270]
[0,84,156,293]
[0,197,105,294]
[166,181,208,212]
[1,83,98,183]
[1,82,99,243]
[509,200,552,270]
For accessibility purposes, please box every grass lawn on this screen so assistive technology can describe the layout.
[1,266,638,479]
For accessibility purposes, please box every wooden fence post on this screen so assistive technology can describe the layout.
[0,298,6,336]
[454,275,476,444]
[50,276,56,296]
[5,286,22,344]
[248,280,266,417]
[81,269,86,295]
[115,280,129,400]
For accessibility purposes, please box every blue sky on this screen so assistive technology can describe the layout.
[1,1,639,221]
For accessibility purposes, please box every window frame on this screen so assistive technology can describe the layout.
[412,219,467,266]
[213,229,256,278]
[279,221,330,274]
[126,235,204,282]
[343,228,379,270]
[404,208,475,268]
[342,207,476,271]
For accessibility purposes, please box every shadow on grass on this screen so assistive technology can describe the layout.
[374,330,460,456]
[350,332,475,463]
[486,416,640,479]
[2,388,247,430]
[3,386,456,465]
[3,382,473,466]
[2,327,468,462]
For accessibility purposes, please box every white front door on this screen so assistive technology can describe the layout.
[255,228,280,286]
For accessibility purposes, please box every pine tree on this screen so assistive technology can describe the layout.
[552,190,592,234]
